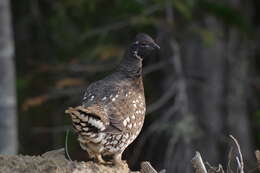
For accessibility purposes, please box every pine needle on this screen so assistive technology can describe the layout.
[65,129,72,161]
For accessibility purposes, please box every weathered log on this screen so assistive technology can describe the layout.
[0,148,161,173]
[191,152,207,173]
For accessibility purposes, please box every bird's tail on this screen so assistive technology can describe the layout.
[65,106,106,133]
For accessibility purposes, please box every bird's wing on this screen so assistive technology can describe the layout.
[77,77,129,134]
[65,105,109,132]
[66,104,125,134]
[103,114,124,134]
[66,105,109,123]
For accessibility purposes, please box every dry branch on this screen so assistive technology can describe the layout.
[205,163,224,173]
[229,135,244,173]
[191,152,207,173]
[141,162,158,173]
[190,136,260,173]
[256,150,260,171]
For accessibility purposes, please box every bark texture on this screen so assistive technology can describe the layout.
[0,149,159,173]
[0,0,17,154]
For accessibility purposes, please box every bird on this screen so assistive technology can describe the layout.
[65,33,160,166]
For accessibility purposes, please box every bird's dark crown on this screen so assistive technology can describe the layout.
[135,33,156,43]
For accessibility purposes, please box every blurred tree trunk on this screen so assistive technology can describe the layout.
[148,9,228,173]
[226,0,254,163]
[0,0,18,154]
[139,0,254,172]
[191,16,227,163]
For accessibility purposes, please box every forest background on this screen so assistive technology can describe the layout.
[0,0,260,172]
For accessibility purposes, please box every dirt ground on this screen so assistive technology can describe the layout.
[0,149,139,173]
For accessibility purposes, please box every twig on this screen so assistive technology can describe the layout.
[218,165,225,173]
[131,99,181,164]
[143,61,169,76]
[79,4,162,42]
[22,86,84,111]
[236,157,242,173]
[32,125,71,133]
[42,148,65,159]
[169,39,191,117]
[65,130,72,161]
[146,83,176,114]
[67,63,116,73]
[229,135,244,173]
[191,152,208,173]
[164,131,179,168]
[256,150,260,171]
[165,0,174,24]
[141,162,159,173]
[227,147,234,173]
[205,162,224,173]
[159,170,166,173]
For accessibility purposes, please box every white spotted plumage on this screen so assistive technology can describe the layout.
[65,33,158,166]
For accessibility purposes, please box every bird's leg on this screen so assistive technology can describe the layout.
[95,154,106,164]
[113,152,126,167]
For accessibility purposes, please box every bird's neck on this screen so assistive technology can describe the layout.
[118,49,143,79]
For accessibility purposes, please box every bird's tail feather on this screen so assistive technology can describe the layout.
[65,106,106,132]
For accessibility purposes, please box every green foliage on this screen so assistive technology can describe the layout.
[17,78,30,91]
[173,0,196,19]
[193,28,217,46]
[198,0,251,32]
[255,110,260,124]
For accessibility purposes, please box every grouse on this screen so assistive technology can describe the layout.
[65,33,160,166]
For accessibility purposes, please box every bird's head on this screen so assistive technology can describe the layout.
[130,33,160,60]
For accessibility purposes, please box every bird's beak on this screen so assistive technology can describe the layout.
[152,42,160,50]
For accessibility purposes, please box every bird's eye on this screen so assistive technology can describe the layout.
[140,43,148,47]
[140,43,150,48]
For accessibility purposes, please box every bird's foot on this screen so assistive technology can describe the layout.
[116,160,127,167]
[113,153,127,168]
[114,160,128,168]
[95,154,106,164]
